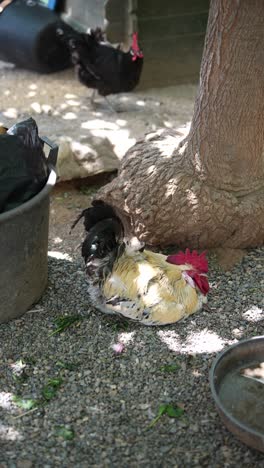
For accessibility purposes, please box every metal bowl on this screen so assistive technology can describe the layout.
[210,336,264,453]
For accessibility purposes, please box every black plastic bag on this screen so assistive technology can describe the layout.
[0,117,49,213]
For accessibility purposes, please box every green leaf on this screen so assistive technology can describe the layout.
[157,404,168,417]
[42,387,56,401]
[13,396,38,410]
[165,404,184,418]
[55,426,75,441]
[42,377,63,401]
[49,315,83,336]
[160,363,180,373]
[147,404,167,429]
[47,378,63,388]
[147,404,184,429]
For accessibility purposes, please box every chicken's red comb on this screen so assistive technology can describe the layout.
[131,32,143,60]
[167,248,208,273]
[132,33,139,51]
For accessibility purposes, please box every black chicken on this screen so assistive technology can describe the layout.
[56,24,144,108]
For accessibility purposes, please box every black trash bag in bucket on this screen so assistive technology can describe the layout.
[0,0,71,73]
[0,117,50,213]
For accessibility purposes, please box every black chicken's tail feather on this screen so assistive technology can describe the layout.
[71,201,121,233]
[56,22,79,42]
[70,209,87,232]
[89,27,105,42]
[56,22,93,50]
[56,22,104,44]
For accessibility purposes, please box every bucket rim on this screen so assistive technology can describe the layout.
[0,165,56,222]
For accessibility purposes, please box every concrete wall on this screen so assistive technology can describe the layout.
[105,0,129,45]
[137,0,209,88]
[61,0,106,31]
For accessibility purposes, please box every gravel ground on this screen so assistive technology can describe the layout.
[0,186,263,468]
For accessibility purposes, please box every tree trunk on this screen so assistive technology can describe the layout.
[95,0,264,248]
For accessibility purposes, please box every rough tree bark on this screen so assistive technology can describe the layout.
[95,0,264,248]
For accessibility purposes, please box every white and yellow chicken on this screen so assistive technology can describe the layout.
[73,201,209,326]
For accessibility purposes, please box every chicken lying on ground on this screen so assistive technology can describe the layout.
[72,202,210,326]
[56,25,143,109]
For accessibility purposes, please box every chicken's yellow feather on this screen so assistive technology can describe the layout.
[102,248,203,324]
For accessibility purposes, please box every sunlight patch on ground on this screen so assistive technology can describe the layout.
[63,112,77,120]
[64,93,77,99]
[119,96,129,102]
[158,330,181,352]
[70,141,108,173]
[42,104,52,114]
[158,329,235,354]
[30,102,41,114]
[116,119,127,127]
[81,119,120,131]
[88,128,136,159]
[232,328,244,338]
[0,424,22,441]
[53,237,63,245]
[117,331,135,345]
[71,140,98,161]
[112,332,135,354]
[164,120,173,128]
[184,330,233,353]
[3,108,18,119]
[66,99,81,106]
[48,251,72,261]
[0,392,14,411]
[242,306,263,322]
[136,100,146,107]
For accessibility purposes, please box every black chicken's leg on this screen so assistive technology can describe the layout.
[104,96,119,113]
[90,89,97,107]
[90,90,119,113]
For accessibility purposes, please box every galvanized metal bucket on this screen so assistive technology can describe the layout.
[0,137,58,323]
